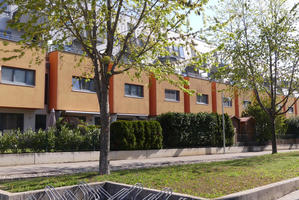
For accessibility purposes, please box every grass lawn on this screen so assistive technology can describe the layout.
[0,152,298,198]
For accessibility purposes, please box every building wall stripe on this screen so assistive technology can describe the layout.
[48,51,58,110]
[234,89,240,118]
[184,76,191,113]
[211,82,217,113]
[149,74,157,116]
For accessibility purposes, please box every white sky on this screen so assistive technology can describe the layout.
[189,0,298,32]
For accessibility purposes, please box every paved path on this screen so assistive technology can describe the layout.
[0,149,298,181]
[277,190,299,200]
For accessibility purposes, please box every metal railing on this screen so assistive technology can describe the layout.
[28,182,174,200]
[48,45,84,55]
[0,32,22,42]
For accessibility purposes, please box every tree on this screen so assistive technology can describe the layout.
[1,0,208,174]
[242,99,286,145]
[203,0,298,153]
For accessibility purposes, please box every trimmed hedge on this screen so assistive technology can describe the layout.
[157,112,235,148]
[285,117,299,136]
[0,124,100,153]
[110,120,163,150]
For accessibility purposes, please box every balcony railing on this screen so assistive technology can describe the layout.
[0,32,22,42]
[48,45,84,55]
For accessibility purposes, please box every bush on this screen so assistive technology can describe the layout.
[285,117,299,136]
[110,121,136,150]
[212,113,235,146]
[110,120,163,150]
[79,124,100,151]
[157,112,235,148]
[0,131,18,153]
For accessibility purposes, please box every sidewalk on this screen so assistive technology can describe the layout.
[277,190,299,200]
[0,149,298,181]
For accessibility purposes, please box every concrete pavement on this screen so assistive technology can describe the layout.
[277,190,299,200]
[0,149,298,181]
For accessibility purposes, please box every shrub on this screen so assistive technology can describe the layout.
[110,120,136,150]
[0,131,18,153]
[157,112,235,148]
[79,124,100,151]
[147,121,163,149]
[18,129,35,152]
[285,117,299,136]
[55,125,84,151]
[212,113,235,147]
[110,120,163,150]
[132,121,145,150]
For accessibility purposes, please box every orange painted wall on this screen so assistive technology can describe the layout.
[156,76,185,115]
[238,90,254,115]
[48,51,99,112]
[0,40,45,109]
[113,70,149,115]
[189,77,213,113]
[216,83,235,116]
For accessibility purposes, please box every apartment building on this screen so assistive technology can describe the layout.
[0,7,298,132]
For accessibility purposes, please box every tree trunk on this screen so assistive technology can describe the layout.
[99,81,110,175]
[270,116,277,154]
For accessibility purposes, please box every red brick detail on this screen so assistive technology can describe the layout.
[211,82,217,113]
[149,74,157,116]
[184,77,190,113]
[234,89,240,118]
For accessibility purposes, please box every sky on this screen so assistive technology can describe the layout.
[189,0,298,32]
[189,0,218,32]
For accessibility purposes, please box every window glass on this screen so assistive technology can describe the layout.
[179,46,185,58]
[26,70,35,85]
[72,77,80,90]
[223,97,232,107]
[165,89,179,101]
[72,77,95,92]
[124,84,143,97]
[35,114,46,131]
[14,69,26,83]
[0,113,24,132]
[243,100,251,108]
[1,66,35,86]
[1,67,13,82]
[288,107,294,113]
[197,94,208,104]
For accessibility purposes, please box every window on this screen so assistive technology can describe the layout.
[197,94,209,104]
[125,83,144,98]
[243,100,251,108]
[0,113,24,132]
[72,77,95,92]
[288,107,294,113]
[94,117,101,125]
[223,97,232,107]
[1,66,35,86]
[167,46,185,58]
[165,89,180,101]
[35,115,46,131]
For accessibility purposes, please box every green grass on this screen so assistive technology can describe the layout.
[0,152,299,198]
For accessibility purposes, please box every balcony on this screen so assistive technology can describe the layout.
[48,45,84,55]
[0,31,21,42]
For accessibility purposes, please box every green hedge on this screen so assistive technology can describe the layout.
[0,124,100,153]
[157,112,235,148]
[110,120,163,150]
[285,117,299,136]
